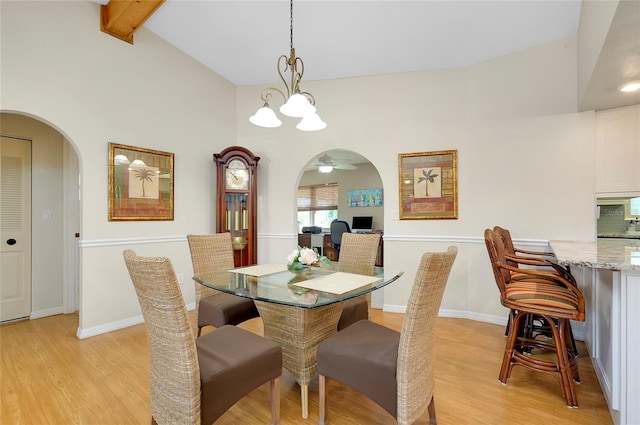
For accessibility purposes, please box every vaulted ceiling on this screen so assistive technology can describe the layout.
[98,0,639,111]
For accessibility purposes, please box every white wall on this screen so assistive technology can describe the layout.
[237,35,597,325]
[577,0,618,107]
[2,1,603,336]
[1,1,237,336]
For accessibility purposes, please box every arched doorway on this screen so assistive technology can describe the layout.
[296,149,385,307]
[0,112,81,324]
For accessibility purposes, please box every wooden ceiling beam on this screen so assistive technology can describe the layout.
[100,0,165,44]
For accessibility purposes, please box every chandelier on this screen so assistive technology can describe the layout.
[249,0,326,131]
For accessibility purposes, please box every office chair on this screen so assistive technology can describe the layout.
[329,219,351,250]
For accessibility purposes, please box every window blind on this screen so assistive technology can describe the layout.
[297,184,338,211]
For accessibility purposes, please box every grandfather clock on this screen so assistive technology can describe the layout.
[214,146,260,267]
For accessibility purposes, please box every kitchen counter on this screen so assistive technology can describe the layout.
[598,233,640,239]
[550,239,640,425]
[549,238,640,271]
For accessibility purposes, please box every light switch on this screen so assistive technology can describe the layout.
[392,210,398,220]
[42,210,52,221]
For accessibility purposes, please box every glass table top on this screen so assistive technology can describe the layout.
[193,263,403,308]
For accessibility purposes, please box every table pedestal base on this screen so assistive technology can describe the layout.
[255,300,344,419]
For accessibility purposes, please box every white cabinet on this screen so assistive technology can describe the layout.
[595,105,640,196]
[590,268,640,425]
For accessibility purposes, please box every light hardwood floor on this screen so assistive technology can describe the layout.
[1,310,612,425]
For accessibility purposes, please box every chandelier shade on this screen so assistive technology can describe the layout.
[280,93,316,118]
[249,0,325,131]
[297,112,327,132]
[249,103,283,128]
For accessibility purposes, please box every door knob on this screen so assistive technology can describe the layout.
[6,239,16,245]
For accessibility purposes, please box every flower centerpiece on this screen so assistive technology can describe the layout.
[286,246,331,272]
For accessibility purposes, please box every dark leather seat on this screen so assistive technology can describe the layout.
[187,233,259,336]
[336,232,381,330]
[123,250,282,425]
[197,326,282,425]
[318,247,458,424]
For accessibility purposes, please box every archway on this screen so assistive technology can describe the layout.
[0,112,81,324]
[296,149,385,307]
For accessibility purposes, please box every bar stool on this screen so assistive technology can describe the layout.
[484,229,585,407]
[493,226,580,355]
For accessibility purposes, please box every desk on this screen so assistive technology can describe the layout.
[193,263,403,418]
[298,233,384,265]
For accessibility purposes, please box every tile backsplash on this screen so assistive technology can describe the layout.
[598,204,634,233]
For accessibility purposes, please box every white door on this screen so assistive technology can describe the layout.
[1,136,32,322]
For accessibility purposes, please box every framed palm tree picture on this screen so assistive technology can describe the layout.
[108,142,174,221]
[398,150,457,220]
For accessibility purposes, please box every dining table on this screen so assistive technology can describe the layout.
[193,262,403,419]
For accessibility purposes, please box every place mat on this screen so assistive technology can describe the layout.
[293,272,380,294]
[233,263,288,277]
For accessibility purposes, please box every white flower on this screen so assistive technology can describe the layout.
[286,249,300,265]
[286,246,329,267]
[299,247,319,265]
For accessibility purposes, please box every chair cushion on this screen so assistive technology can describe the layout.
[504,281,580,313]
[337,296,368,330]
[198,293,259,328]
[197,325,282,425]
[317,320,399,417]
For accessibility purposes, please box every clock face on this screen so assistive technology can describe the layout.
[226,167,249,190]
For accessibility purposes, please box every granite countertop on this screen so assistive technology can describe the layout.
[597,232,640,239]
[549,239,640,272]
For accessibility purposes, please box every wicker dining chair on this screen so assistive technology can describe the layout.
[187,233,259,336]
[336,232,382,330]
[123,250,282,425]
[317,246,458,425]
[484,229,585,407]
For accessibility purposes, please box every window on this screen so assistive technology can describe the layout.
[297,184,338,232]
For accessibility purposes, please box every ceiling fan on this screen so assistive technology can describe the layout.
[315,153,357,173]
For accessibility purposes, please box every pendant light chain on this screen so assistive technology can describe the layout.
[249,0,327,131]
[290,0,294,55]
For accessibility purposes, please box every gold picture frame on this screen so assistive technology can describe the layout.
[108,142,174,221]
[398,150,458,220]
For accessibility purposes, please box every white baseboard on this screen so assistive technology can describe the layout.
[30,307,64,320]
[76,302,196,339]
[383,304,509,326]
[382,305,586,343]
[77,315,145,339]
[438,309,509,326]
[76,302,579,342]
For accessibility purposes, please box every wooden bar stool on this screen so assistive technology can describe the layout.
[493,226,579,355]
[484,229,585,407]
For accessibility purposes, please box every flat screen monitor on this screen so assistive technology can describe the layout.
[351,216,373,233]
